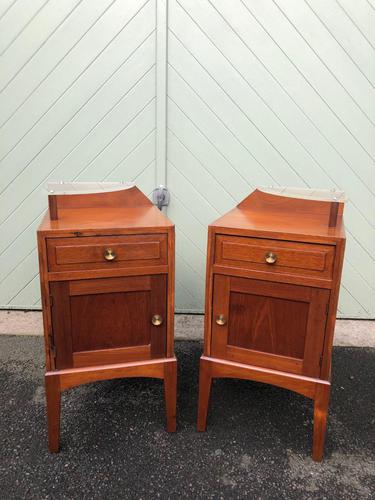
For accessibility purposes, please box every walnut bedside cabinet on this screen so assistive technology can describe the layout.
[197,187,346,461]
[37,182,176,452]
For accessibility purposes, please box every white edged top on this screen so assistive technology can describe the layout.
[46,181,135,195]
[258,186,347,203]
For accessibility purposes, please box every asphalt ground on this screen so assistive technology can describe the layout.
[0,335,374,499]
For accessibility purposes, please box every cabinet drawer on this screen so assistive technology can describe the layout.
[215,235,334,281]
[47,234,167,272]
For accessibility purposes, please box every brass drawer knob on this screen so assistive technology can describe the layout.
[265,251,277,264]
[215,314,227,326]
[151,314,163,326]
[104,248,116,261]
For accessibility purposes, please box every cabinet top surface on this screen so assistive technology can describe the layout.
[39,206,173,232]
[211,189,345,240]
[39,185,173,233]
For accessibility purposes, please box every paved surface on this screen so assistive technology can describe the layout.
[1,311,375,347]
[0,336,374,499]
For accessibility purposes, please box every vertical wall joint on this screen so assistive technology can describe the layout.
[155,0,168,190]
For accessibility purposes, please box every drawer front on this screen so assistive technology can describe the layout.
[215,235,334,281]
[47,234,167,272]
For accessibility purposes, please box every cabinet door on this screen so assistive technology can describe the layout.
[50,275,166,369]
[211,275,329,377]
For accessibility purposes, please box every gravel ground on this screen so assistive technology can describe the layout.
[0,336,374,499]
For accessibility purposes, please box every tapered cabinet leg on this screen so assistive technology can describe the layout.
[45,373,61,453]
[164,360,177,432]
[312,383,331,462]
[197,357,212,432]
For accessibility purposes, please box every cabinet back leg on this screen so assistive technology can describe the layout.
[197,358,212,432]
[164,360,177,432]
[45,373,61,453]
[312,384,331,462]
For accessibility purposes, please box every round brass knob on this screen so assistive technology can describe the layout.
[265,251,277,264]
[104,248,116,261]
[151,314,163,326]
[215,314,227,326]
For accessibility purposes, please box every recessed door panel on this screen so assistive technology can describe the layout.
[70,290,151,352]
[227,292,309,359]
[50,275,167,369]
[211,275,329,377]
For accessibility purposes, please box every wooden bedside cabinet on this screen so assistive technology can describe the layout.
[197,188,346,461]
[37,183,176,452]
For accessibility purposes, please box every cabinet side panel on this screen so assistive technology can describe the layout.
[302,288,330,377]
[37,231,53,370]
[203,228,215,355]
[167,228,175,357]
[321,239,346,379]
[50,281,73,369]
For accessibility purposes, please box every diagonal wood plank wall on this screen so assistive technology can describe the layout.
[0,0,158,309]
[0,0,374,318]
[167,0,375,317]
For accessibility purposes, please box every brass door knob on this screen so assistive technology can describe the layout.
[215,314,227,326]
[151,314,163,326]
[104,248,116,261]
[265,251,277,264]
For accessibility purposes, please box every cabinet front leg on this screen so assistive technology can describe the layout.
[312,383,331,462]
[197,357,212,432]
[164,359,177,432]
[45,373,61,453]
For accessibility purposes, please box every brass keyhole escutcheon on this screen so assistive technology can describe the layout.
[104,248,116,261]
[265,251,277,264]
[151,314,163,326]
[215,314,227,326]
